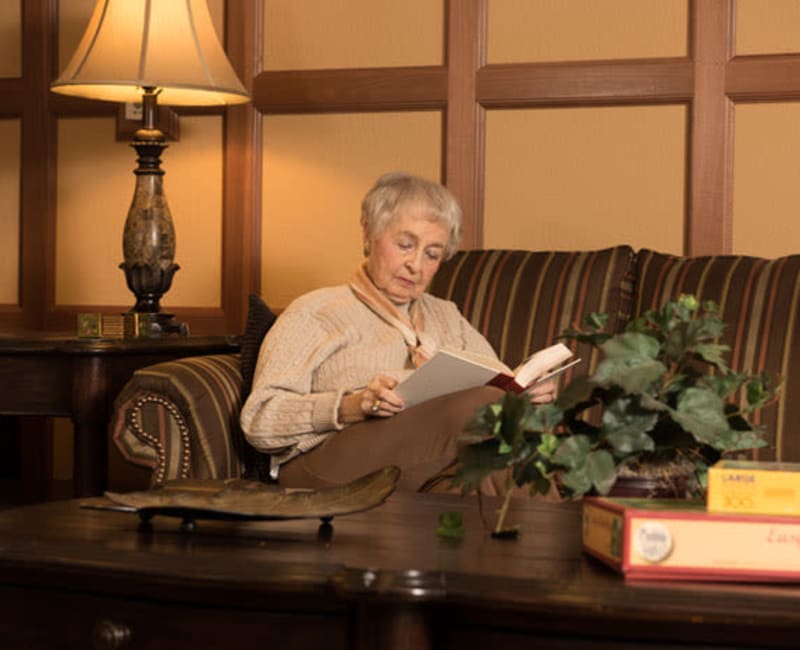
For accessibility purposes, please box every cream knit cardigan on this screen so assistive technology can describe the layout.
[240,285,497,474]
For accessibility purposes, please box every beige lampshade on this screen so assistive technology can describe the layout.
[50,0,249,106]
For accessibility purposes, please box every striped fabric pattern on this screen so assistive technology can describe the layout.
[110,246,800,485]
[634,249,800,462]
[112,353,247,485]
[428,246,637,377]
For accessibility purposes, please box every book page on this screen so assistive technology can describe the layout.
[514,342,574,389]
[396,348,510,408]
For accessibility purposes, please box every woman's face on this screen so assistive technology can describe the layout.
[365,208,449,304]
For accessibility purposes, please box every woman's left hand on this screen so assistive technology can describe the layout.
[527,378,558,404]
[338,374,404,424]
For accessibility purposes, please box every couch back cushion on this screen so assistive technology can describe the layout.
[634,249,800,462]
[240,293,278,398]
[428,246,636,375]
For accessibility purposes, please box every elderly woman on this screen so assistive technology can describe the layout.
[240,172,554,494]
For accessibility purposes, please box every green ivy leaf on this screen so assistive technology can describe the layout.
[559,466,592,496]
[586,449,617,495]
[716,428,768,450]
[694,342,730,371]
[454,438,508,492]
[600,332,661,360]
[461,402,500,440]
[705,371,745,399]
[601,396,657,455]
[593,357,666,394]
[537,432,561,456]
[555,375,597,411]
[639,392,670,412]
[601,396,658,438]
[497,392,530,446]
[552,434,591,469]
[585,311,609,330]
[744,373,782,412]
[520,402,563,432]
[512,458,548,489]
[663,326,688,360]
[670,387,730,447]
[678,294,699,311]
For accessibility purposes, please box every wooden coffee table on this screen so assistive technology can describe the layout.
[0,490,798,649]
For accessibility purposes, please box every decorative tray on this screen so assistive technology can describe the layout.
[81,465,400,531]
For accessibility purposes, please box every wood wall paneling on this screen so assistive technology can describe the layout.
[444,0,486,249]
[19,0,56,331]
[687,0,734,256]
[223,0,263,331]
[7,0,800,332]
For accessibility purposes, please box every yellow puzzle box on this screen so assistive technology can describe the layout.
[707,460,800,517]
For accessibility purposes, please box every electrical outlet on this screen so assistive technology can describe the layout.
[124,102,143,121]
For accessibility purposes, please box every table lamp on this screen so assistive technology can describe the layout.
[50,0,250,336]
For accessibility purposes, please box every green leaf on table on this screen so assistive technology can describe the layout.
[436,511,464,540]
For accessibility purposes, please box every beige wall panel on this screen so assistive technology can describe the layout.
[485,106,685,254]
[56,118,131,307]
[0,1,21,77]
[488,0,687,63]
[733,103,800,257]
[264,0,443,70]
[0,119,20,304]
[262,112,441,309]
[56,116,222,308]
[160,115,223,308]
[736,0,800,55]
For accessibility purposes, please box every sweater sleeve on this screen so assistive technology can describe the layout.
[240,306,346,457]
[459,314,499,360]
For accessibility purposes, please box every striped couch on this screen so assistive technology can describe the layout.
[110,246,800,489]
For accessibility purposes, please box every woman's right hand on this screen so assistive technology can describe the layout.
[339,374,405,424]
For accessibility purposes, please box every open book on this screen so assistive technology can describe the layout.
[396,342,580,408]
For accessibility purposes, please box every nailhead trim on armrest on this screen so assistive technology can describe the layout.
[125,394,191,485]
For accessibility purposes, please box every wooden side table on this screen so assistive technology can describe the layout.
[0,334,241,498]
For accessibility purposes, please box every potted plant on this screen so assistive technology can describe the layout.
[453,294,782,537]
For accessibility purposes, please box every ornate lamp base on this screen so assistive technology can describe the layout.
[119,88,188,338]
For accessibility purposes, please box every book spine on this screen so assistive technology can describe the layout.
[486,374,524,393]
[581,500,625,572]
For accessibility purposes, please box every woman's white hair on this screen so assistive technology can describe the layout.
[360,171,462,260]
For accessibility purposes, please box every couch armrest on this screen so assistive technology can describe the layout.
[111,353,259,486]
